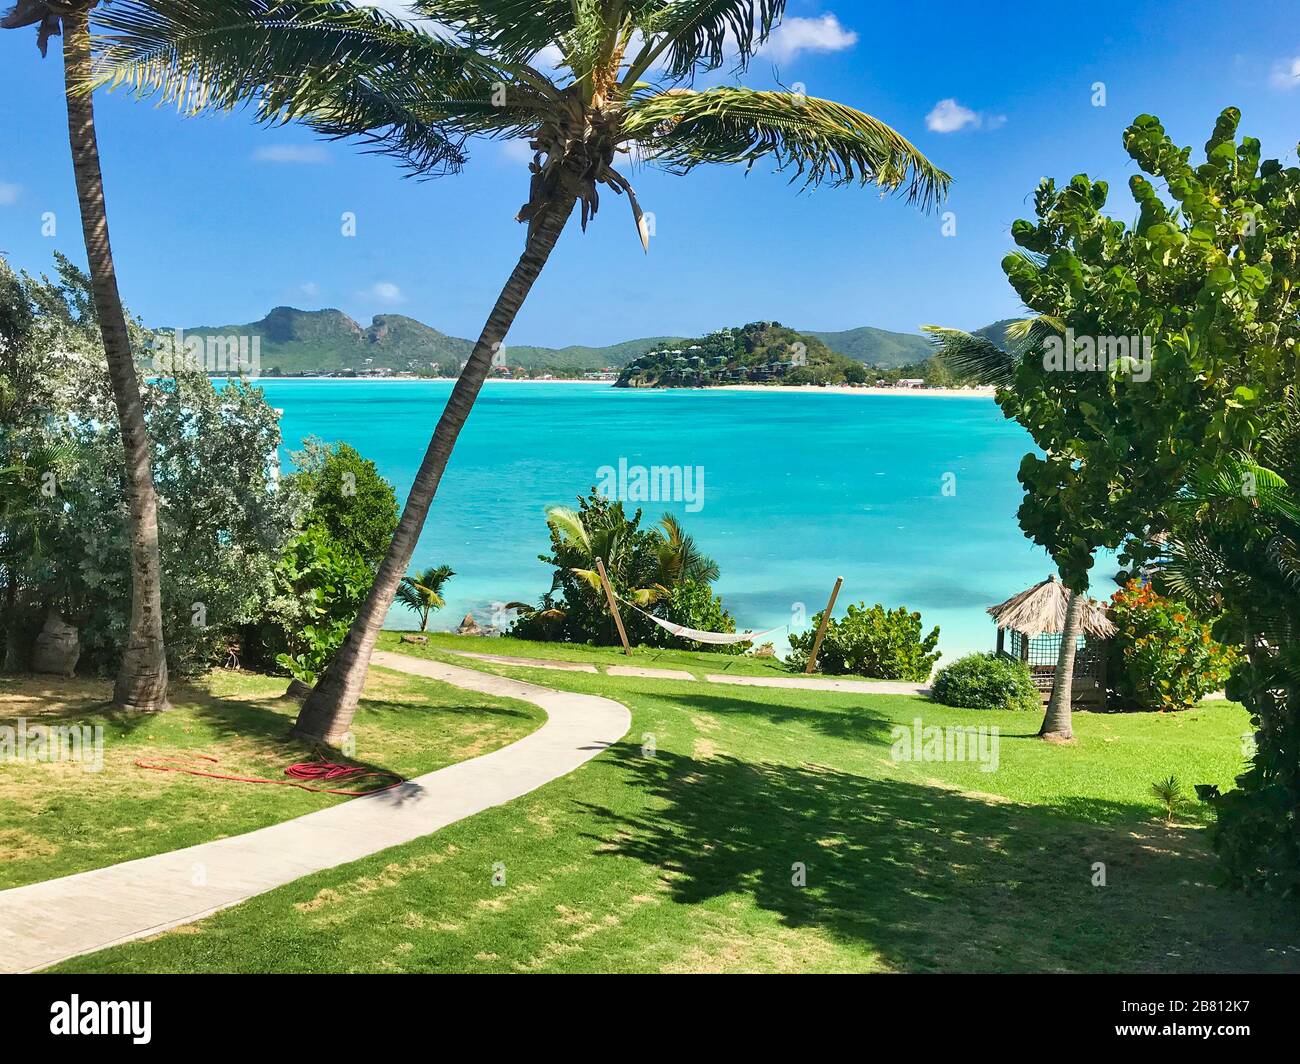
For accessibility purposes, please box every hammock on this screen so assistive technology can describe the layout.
[620,598,784,645]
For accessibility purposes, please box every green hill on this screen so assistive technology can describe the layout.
[806,325,933,368]
[181,308,469,375]
[616,322,867,388]
[181,306,684,375]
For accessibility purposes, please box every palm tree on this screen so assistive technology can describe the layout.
[3,0,169,710]
[544,503,660,606]
[654,513,719,588]
[924,317,1084,740]
[395,563,455,631]
[94,0,949,744]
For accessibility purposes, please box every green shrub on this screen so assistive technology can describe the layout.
[286,439,399,569]
[252,443,398,679]
[786,602,940,681]
[931,653,1040,711]
[1107,580,1238,710]
[262,525,375,685]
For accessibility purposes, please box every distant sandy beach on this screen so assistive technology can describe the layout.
[700,384,997,398]
[243,378,995,397]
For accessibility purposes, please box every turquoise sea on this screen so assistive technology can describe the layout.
[256,379,1085,662]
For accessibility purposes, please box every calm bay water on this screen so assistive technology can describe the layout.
[257,379,1072,661]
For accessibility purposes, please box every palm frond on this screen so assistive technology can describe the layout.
[569,565,603,592]
[922,315,1064,388]
[90,0,556,175]
[394,578,425,612]
[921,326,1016,387]
[415,563,456,593]
[546,505,592,553]
[623,87,949,206]
[628,0,786,83]
[656,512,719,584]
[415,0,575,67]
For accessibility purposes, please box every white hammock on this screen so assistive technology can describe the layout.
[620,599,783,645]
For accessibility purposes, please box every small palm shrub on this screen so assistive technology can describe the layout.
[931,653,1040,711]
[1107,581,1238,710]
[787,602,940,681]
[1150,775,1187,825]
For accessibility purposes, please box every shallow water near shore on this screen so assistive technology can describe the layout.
[251,379,1091,661]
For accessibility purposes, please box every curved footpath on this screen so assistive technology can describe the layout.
[0,653,631,974]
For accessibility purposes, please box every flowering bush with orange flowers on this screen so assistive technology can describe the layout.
[1106,581,1239,711]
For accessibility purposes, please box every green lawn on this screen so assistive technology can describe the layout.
[0,665,543,889]
[46,637,1300,974]
[388,629,795,678]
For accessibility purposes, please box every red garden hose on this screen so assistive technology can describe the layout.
[134,751,405,796]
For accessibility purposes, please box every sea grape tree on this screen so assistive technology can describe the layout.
[1000,107,1299,590]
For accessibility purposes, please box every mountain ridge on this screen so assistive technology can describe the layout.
[178,305,990,375]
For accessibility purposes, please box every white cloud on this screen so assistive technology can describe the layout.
[365,281,404,305]
[299,282,321,298]
[924,99,1005,134]
[1270,56,1300,90]
[0,182,20,206]
[925,99,980,133]
[761,14,857,63]
[252,144,329,164]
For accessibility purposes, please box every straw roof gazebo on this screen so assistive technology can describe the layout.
[989,576,1115,706]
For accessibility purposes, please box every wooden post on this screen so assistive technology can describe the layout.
[805,576,843,675]
[595,557,632,656]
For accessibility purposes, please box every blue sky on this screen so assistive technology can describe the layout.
[1,0,1297,345]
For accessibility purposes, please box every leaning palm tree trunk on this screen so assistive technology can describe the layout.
[293,172,581,743]
[62,9,168,711]
[1039,587,1083,740]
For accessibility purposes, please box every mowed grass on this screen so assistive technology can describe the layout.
[50,639,1300,974]
[387,629,794,678]
[0,665,543,889]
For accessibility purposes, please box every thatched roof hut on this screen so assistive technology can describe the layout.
[987,575,1115,638]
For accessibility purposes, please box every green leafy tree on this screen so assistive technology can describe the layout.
[396,564,455,632]
[269,525,376,686]
[928,107,1300,743]
[90,0,949,744]
[286,440,399,570]
[515,491,668,646]
[1001,109,1297,588]
[257,443,400,678]
[0,253,294,675]
[1151,398,1300,892]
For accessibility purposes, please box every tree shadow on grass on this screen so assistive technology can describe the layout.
[636,688,900,746]
[580,747,1300,973]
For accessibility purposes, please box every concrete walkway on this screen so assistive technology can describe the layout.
[0,653,630,974]
[445,649,929,696]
